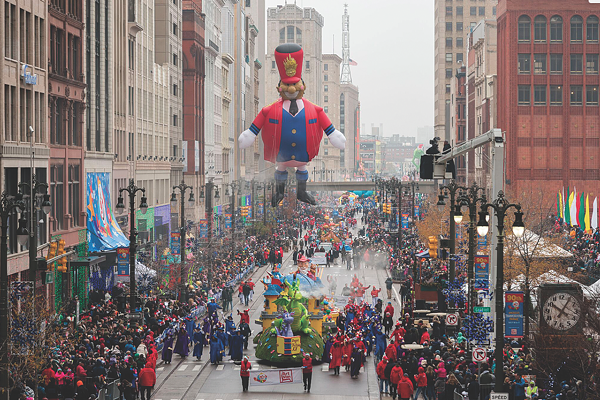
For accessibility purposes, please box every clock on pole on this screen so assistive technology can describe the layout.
[538,283,583,335]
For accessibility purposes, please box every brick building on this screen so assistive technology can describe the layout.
[498,0,600,197]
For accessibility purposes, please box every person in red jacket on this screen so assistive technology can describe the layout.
[390,322,406,344]
[389,363,404,400]
[371,287,382,306]
[342,338,353,371]
[398,373,415,400]
[376,356,390,394]
[302,353,313,392]
[329,340,343,375]
[384,302,395,319]
[240,356,252,392]
[385,341,397,362]
[138,362,156,400]
[414,366,428,400]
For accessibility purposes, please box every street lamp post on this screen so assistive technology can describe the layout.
[201,179,220,253]
[456,182,486,316]
[0,192,29,399]
[477,191,525,393]
[226,180,241,253]
[116,179,148,313]
[438,180,467,281]
[171,180,194,302]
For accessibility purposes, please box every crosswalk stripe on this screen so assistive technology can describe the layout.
[322,365,329,371]
[156,367,164,371]
[233,366,240,370]
[193,365,201,371]
[216,364,224,371]
[177,365,188,371]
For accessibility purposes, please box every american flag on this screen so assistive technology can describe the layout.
[349,58,358,66]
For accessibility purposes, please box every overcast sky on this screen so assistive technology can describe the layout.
[264,0,434,139]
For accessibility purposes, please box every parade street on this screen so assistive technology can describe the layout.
[150,222,398,400]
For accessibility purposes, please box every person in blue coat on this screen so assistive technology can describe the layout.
[174,327,190,357]
[207,298,222,316]
[161,331,174,364]
[224,315,236,347]
[216,325,228,350]
[192,327,204,360]
[210,331,225,365]
[229,330,244,361]
[374,328,387,362]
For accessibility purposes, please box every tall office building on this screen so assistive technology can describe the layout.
[497,0,600,197]
[434,0,497,142]
[318,53,342,181]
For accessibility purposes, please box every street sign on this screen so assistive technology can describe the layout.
[472,347,487,362]
[446,313,459,326]
[473,306,491,313]
[490,394,509,400]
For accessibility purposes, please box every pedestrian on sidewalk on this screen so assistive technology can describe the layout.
[138,362,156,400]
[302,353,313,392]
[240,356,252,392]
[371,287,382,307]
[385,277,394,299]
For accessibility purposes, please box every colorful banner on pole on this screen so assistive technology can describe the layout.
[414,205,420,219]
[249,367,303,386]
[474,255,489,291]
[199,219,208,238]
[401,213,409,229]
[170,232,181,255]
[477,234,488,251]
[86,172,129,252]
[505,291,524,338]
[117,248,130,276]
[225,214,232,229]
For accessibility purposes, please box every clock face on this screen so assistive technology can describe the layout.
[542,292,581,331]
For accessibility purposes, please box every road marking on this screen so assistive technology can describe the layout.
[322,365,329,371]
[177,365,188,371]
[216,364,224,371]
[156,367,164,371]
[193,365,201,371]
[233,366,240,370]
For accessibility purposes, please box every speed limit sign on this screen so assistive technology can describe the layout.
[472,347,487,362]
[446,313,458,326]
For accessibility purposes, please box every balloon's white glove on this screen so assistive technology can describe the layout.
[238,129,257,149]
[328,129,346,149]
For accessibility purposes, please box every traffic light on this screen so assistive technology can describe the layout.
[428,236,438,258]
[386,203,391,214]
[241,206,248,217]
[57,239,67,273]
[46,242,57,271]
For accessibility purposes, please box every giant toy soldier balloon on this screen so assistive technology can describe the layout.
[238,43,346,206]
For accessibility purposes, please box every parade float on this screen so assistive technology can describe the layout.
[254,256,330,364]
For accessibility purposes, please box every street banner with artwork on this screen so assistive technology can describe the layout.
[225,214,232,229]
[199,220,208,238]
[401,213,409,229]
[249,367,303,386]
[505,291,524,338]
[86,173,129,252]
[171,232,181,255]
[117,248,130,276]
[474,255,489,291]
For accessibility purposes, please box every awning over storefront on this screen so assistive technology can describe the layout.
[86,173,129,252]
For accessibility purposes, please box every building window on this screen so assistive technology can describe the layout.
[518,16,531,42]
[518,85,531,105]
[305,60,310,70]
[456,37,463,47]
[324,106,328,113]
[324,85,328,92]
[550,16,563,42]
[324,64,328,71]
[446,68,453,78]
[324,95,328,102]
[571,16,583,43]
[571,54,583,74]
[272,60,276,69]
[588,16,599,42]
[457,22,463,31]
[446,37,453,48]
[173,84,178,96]
[296,28,302,43]
[68,164,80,227]
[534,54,547,74]
[287,26,294,42]
[587,86,599,105]
[50,164,64,231]
[534,85,547,105]
[587,54,599,74]
[571,85,583,105]
[446,53,453,62]
[446,84,451,94]
[533,16,547,43]
[456,53,463,63]
[493,6,496,16]
[550,85,563,105]
[173,114,178,126]
[456,6,463,16]
[279,28,285,43]
[446,6,452,16]
[479,6,485,16]
[173,53,178,65]
[446,22,453,32]
[172,22,177,36]
[470,6,476,16]
[550,54,563,74]
[518,54,530,74]
[324,75,328,81]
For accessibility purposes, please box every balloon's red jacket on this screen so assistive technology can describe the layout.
[248,98,334,163]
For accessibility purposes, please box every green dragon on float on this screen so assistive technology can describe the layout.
[273,280,311,334]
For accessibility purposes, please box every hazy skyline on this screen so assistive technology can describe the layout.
[264,0,434,139]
